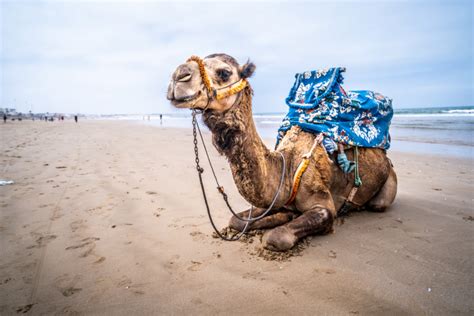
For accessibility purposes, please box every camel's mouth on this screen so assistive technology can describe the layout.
[169,91,202,108]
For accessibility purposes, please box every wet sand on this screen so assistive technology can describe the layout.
[1,120,473,315]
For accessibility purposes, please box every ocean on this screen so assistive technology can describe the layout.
[130,106,473,159]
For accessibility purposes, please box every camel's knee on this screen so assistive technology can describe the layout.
[229,214,242,231]
[367,167,397,212]
[228,207,272,232]
[229,209,295,232]
[229,211,249,232]
[251,212,296,230]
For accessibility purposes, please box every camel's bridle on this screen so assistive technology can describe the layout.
[186,55,248,103]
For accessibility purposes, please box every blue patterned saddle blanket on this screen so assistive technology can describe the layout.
[277,67,393,150]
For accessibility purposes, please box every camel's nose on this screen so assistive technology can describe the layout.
[176,71,192,82]
[167,63,199,101]
[173,64,194,83]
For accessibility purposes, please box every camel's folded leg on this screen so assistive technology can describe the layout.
[262,208,334,251]
[366,166,397,212]
[228,208,296,232]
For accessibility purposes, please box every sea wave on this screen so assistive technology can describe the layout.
[442,109,474,114]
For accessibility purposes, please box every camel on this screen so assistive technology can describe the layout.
[167,53,397,251]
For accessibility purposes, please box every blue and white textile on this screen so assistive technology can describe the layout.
[277,68,393,149]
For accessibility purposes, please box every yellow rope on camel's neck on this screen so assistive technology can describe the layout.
[187,55,213,96]
[216,79,247,100]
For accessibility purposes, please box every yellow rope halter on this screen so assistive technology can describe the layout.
[186,55,248,101]
[187,55,214,96]
[215,79,248,100]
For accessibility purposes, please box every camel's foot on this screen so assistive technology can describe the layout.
[262,208,334,251]
[262,226,298,252]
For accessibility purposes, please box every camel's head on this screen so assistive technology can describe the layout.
[167,53,256,112]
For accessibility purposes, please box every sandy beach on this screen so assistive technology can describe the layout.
[0,120,473,315]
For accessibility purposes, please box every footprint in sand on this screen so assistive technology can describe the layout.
[57,306,80,315]
[62,287,82,297]
[187,260,203,272]
[189,231,206,242]
[0,277,12,285]
[50,212,63,221]
[116,276,146,295]
[54,274,82,297]
[26,234,57,249]
[314,268,336,275]
[191,298,203,305]
[94,257,106,264]
[65,237,100,258]
[166,254,181,270]
[242,271,265,280]
[69,219,87,233]
[16,303,36,314]
[85,205,108,216]
[462,215,474,222]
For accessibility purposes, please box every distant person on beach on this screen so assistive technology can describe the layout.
[160,114,163,125]
[3,114,6,123]
[74,115,78,123]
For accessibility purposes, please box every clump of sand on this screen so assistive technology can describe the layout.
[213,227,313,261]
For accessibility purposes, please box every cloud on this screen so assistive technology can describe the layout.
[1,0,472,114]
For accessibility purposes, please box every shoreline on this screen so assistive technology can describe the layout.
[137,118,474,159]
[1,120,473,314]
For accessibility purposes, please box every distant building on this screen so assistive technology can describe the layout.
[0,108,17,115]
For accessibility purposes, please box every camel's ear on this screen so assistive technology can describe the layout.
[240,61,256,79]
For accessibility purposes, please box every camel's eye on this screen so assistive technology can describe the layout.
[216,69,232,82]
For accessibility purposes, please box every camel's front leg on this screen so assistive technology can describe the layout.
[229,208,297,232]
[262,207,334,251]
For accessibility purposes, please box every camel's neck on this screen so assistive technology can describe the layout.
[202,87,283,207]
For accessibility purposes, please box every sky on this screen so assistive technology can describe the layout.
[0,0,472,114]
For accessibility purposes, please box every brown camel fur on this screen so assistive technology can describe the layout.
[167,53,397,251]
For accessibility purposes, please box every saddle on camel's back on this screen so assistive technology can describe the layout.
[277,67,394,173]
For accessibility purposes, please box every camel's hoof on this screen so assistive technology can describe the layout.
[366,206,387,213]
[229,216,247,232]
[262,226,297,252]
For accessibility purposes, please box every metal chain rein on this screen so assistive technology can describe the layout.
[192,109,286,240]
[192,110,251,241]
